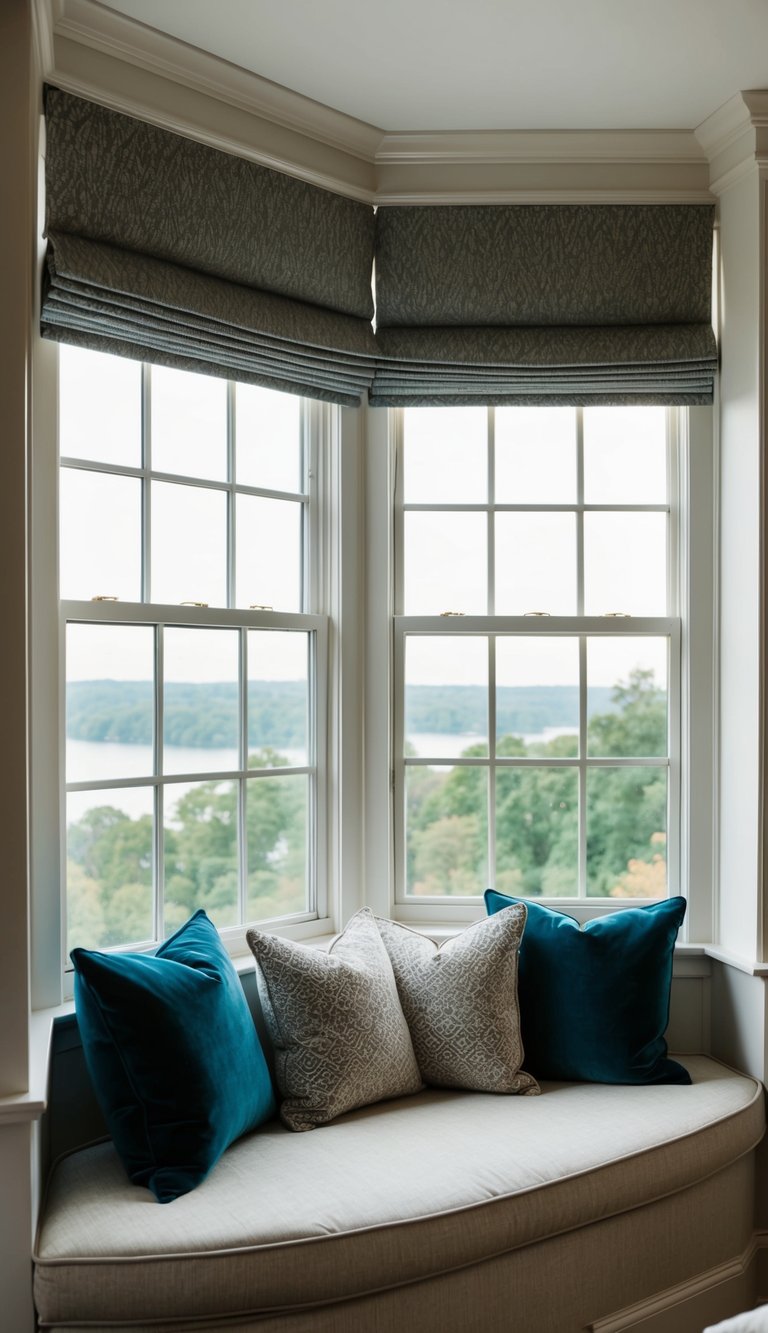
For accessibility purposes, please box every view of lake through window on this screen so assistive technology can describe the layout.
[60,346,321,953]
[395,403,675,902]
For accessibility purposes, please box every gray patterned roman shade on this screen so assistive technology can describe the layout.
[41,87,377,405]
[370,204,717,406]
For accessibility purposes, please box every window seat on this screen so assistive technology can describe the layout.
[33,1055,764,1333]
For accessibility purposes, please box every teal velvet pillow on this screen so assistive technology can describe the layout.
[71,909,276,1202]
[484,891,690,1085]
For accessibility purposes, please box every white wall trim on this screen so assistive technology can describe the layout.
[697,92,768,197]
[696,94,756,163]
[373,188,715,206]
[759,169,768,963]
[32,0,55,78]
[375,128,705,166]
[704,946,768,977]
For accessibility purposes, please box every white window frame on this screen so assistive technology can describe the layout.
[363,402,717,939]
[29,344,349,1007]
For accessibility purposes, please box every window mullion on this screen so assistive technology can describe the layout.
[142,363,152,603]
[488,632,496,892]
[578,632,588,898]
[238,625,248,926]
[227,381,236,610]
[487,407,495,616]
[393,410,405,616]
[154,620,164,942]
[576,406,585,617]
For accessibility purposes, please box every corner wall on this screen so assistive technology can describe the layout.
[718,168,763,962]
[0,3,38,1328]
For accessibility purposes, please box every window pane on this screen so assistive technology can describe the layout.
[587,638,668,757]
[236,384,301,492]
[495,767,578,898]
[59,344,141,467]
[248,630,309,767]
[405,636,488,758]
[151,481,227,607]
[60,469,142,602]
[163,628,239,775]
[496,637,579,753]
[587,766,667,898]
[67,787,153,952]
[495,513,577,614]
[404,512,487,614]
[67,623,154,781]
[584,512,667,615]
[163,779,238,933]
[246,774,308,919]
[403,407,487,503]
[495,407,576,503]
[584,406,667,504]
[405,764,488,896]
[236,495,302,612]
[151,365,227,481]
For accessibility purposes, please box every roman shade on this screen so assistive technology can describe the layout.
[41,89,718,409]
[41,87,378,406]
[370,204,718,405]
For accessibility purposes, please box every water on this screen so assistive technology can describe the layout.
[66,738,305,820]
[408,726,578,760]
[66,725,580,820]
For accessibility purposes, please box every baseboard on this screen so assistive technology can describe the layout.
[590,1237,765,1332]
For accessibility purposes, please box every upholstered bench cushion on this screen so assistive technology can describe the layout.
[34,1056,763,1330]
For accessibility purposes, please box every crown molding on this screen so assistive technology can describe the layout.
[32,0,56,80]
[695,90,768,195]
[695,93,754,160]
[376,128,705,167]
[49,0,383,163]
[40,0,721,203]
[374,189,718,205]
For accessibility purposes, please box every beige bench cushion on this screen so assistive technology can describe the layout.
[34,1055,764,1329]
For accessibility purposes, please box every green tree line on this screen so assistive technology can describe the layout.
[67,680,306,748]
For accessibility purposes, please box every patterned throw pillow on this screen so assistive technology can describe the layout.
[374,907,539,1096]
[247,908,422,1131]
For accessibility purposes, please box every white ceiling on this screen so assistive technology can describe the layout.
[95,0,768,132]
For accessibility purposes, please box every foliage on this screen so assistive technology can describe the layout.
[67,750,306,951]
[407,668,667,899]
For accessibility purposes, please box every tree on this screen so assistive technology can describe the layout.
[405,668,667,899]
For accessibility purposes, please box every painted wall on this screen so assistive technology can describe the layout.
[0,8,38,1329]
[718,168,763,961]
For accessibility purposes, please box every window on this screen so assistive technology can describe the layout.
[392,404,679,908]
[59,345,327,957]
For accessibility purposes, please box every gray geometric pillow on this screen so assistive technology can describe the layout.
[375,906,539,1096]
[246,908,422,1131]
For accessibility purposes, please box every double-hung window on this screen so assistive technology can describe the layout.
[59,344,327,958]
[392,403,680,911]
